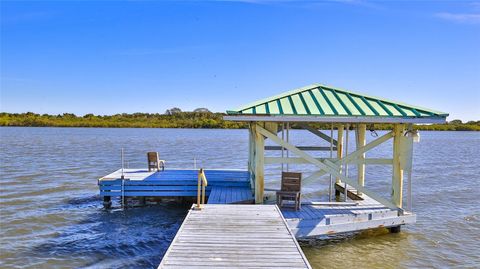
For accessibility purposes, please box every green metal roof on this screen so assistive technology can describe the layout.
[225,84,448,123]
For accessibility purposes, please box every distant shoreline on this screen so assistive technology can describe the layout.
[1,112,479,131]
[1,126,479,132]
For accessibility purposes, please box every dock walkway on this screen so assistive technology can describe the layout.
[159,204,311,269]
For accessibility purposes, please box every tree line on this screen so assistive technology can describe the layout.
[0,110,478,131]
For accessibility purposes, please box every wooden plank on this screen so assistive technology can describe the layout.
[253,124,265,204]
[392,124,405,208]
[298,123,338,145]
[265,146,336,151]
[264,157,392,165]
[334,183,364,201]
[159,205,311,269]
[356,123,366,195]
[336,124,344,184]
[292,214,416,238]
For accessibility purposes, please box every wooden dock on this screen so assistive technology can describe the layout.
[158,204,311,269]
[282,184,416,237]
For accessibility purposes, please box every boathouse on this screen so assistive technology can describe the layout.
[223,83,448,236]
[99,83,448,238]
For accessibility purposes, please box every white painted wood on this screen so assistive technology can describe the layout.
[291,214,416,238]
[402,125,415,211]
[298,123,338,145]
[265,157,393,165]
[99,169,154,181]
[248,123,253,178]
[356,123,366,195]
[265,146,335,151]
[329,124,334,201]
[253,123,265,204]
[392,124,405,208]
[265,157,334,164]
[336,124,344,184]
[344,124,350,201]
[264,122,279,135]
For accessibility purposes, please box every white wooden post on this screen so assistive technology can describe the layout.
[392,124,405,208]
[248,123,255,188]
[356,124,366,196]
[336,124,344,184]
[329,124,334,201]
[402,124,415,211]
[253,123,265,204]
[344,124,350,201]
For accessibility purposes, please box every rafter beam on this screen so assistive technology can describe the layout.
[298,123,338,146]
[265,146,336,151]
[265,157,393,165]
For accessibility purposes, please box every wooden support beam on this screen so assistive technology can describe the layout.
[265,146,336,151]
[402,124,415,211]
[356,123,366,195]
[248,124,255,188]
[392,124,405,208]
[264,157,392,165]
[264,122,278,135]
[334,183,364,201]
[298,123,338,146]
[253,123,265,204]
[265,157,335,164]
[302,131,394,184]
[256,124,400,210]
[336,125,344,184]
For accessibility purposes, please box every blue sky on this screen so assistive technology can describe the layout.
[1,1,479,121]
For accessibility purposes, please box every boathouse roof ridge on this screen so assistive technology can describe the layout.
[225,83,449,124]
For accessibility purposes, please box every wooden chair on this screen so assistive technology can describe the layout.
[147,152,165,172]
[276,172,302,210]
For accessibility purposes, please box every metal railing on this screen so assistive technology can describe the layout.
[195,168,208,210]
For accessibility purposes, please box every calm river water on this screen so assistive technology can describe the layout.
[0,127,479,268]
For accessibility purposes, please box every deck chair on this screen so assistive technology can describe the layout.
[276,172,302,210]
[147,152,165,172]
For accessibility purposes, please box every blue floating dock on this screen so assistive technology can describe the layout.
[98,168,253,204]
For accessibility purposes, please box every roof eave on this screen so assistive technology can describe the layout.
[230,84,321,112]
[223,115,447,124]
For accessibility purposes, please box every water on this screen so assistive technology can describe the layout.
[0,127,479,268]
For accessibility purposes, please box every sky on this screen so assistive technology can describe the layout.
[1,0,479,121]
